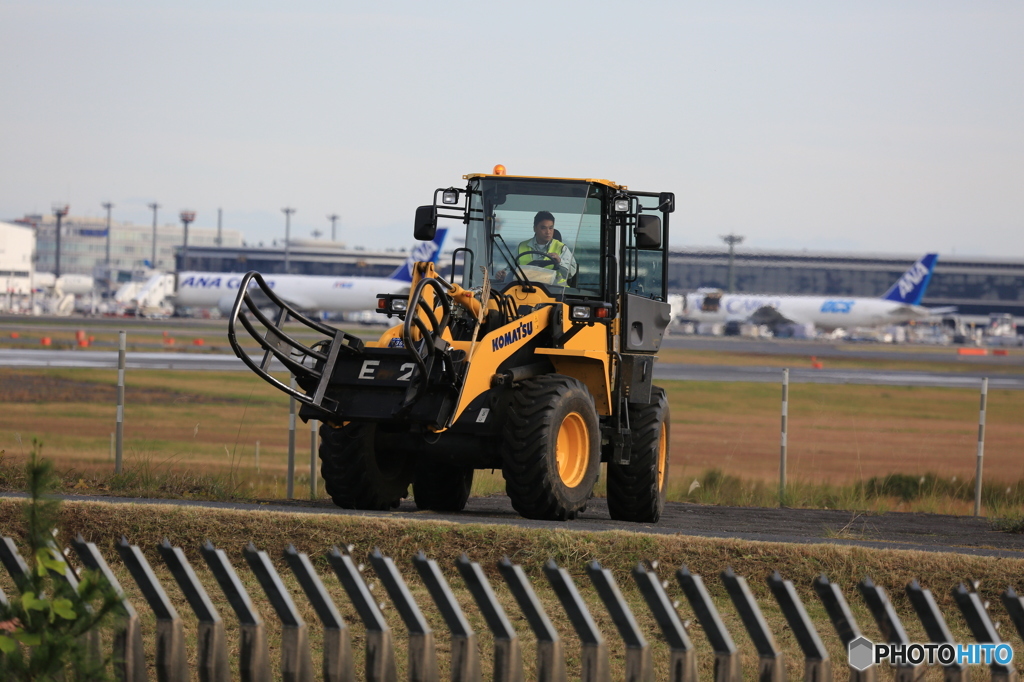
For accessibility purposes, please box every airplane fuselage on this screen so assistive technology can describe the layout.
[175,272,407,313]
[682,293,931,330]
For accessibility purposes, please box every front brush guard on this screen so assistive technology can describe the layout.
[226,271,364,416]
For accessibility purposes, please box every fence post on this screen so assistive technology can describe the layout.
[310,419,319,499]
[587,560,654,682]
[116,329,126,474]
[1001,586,1024,645]
[953,584,1018,682]
[781,367,789,505]
[201,540,272,682]
[498,557,567,682]
[116,537,189,682]
[905,580,966,682]
[768,571,830,682]
[0,536,32,591]
[631,562,698,682]
[243,543,314,682]
[457,554,523,682]
[676,565,741,682]
[368,548,439,682]
[721,567,786,682]
[284,545,353,682]
[326,546,398,682]
[544,558,610,682]
[255,440,260,473]
[41,537,103,670]
[812,574,876,682]
[288,374,297,499]
[413,551,481,682]
[158,539,232,682]
[858,577,921,682]
[70,535,147,682]
[974,377,988,517]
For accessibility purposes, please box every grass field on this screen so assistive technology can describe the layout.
[1,499,1021,681]
[2,365,1023,516]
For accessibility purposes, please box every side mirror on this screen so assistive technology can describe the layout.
[658,192,675,213]
[635,214,662,249]
[414,205,437,241]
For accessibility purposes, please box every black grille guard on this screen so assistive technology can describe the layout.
[226,271,364,413]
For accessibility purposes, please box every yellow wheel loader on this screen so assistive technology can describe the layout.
[227,168,675,522]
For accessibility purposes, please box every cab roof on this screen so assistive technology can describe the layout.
[462,173,627,191]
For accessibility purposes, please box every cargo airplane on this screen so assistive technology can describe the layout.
[677,253,953,332]
[174,229,447,314]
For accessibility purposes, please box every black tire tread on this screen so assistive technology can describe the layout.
[319,422,413,510]
[413,465,473,512]
[608,386,669,523]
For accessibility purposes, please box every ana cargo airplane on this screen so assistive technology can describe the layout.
[174,229,447,314]
[678,253,953,332]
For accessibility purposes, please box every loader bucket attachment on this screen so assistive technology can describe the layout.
[226,270,365,417]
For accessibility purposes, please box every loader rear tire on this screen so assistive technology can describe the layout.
[319,422,414,510]
[501,375,600,521]
[608,386,670,523]
[413,464,474,512]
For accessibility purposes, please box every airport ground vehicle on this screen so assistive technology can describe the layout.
[228,168,675,522]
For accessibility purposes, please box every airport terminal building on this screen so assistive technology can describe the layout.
[667,248,1024,317]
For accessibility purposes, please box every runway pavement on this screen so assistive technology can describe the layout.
[3,348,1022,389]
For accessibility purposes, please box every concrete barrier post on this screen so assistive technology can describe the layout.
[116,537,189,682]
[310,419,319,499]
[284,545,353,682]
[858,577,922,682]
[288,374,297,499]
[457,554,523,682]
[953,584,1018,682]
[498,557,567,682]
[676,565,742,682]
[812,574,876,682]
[974,378,988,517]
[905,580,967,682]
[326,546,397,682]
[116,330,126,474]
[722,567,786,682]
[201,541,272,682]
[243,543,314,682]
[768,571,830,682]
[587,560,653,682]
[544,558,610,682]
[369,548,439,682]
[158,539,231,682]
[413,551,481,682]
[631,563,698,682]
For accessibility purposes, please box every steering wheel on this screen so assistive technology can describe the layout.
[517,250,560,267]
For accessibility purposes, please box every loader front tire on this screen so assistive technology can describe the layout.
[319,422,414,510]
[608,386,670,523]
[413,464,473,512]
[501,375,600,521]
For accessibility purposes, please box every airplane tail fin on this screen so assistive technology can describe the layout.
[387,228,449,282]
[881,253,938,305]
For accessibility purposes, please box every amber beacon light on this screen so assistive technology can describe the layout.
[493,164,507,175]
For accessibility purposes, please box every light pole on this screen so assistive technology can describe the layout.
[282,207,295,273]
[101,202,114,270]
[327,214,339,242]
[721,233,745,293]
[52,203,69,278]
[179,210,196,271]
[148,202,161,269]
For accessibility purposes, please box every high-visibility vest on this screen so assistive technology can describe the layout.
[517,239,567,283]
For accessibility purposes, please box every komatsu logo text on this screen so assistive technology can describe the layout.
[492,321,534,352]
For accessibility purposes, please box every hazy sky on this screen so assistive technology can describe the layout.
[2,1,1021,257]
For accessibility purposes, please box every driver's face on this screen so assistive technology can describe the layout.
[534,220,555,245]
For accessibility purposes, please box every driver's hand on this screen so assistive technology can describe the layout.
[547,253,561,265]
[494,269,507,280]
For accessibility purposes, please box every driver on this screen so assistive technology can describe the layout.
[509,211,577,285]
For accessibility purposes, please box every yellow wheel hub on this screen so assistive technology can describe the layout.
[657,423,668,490]
[556,411,589,487]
